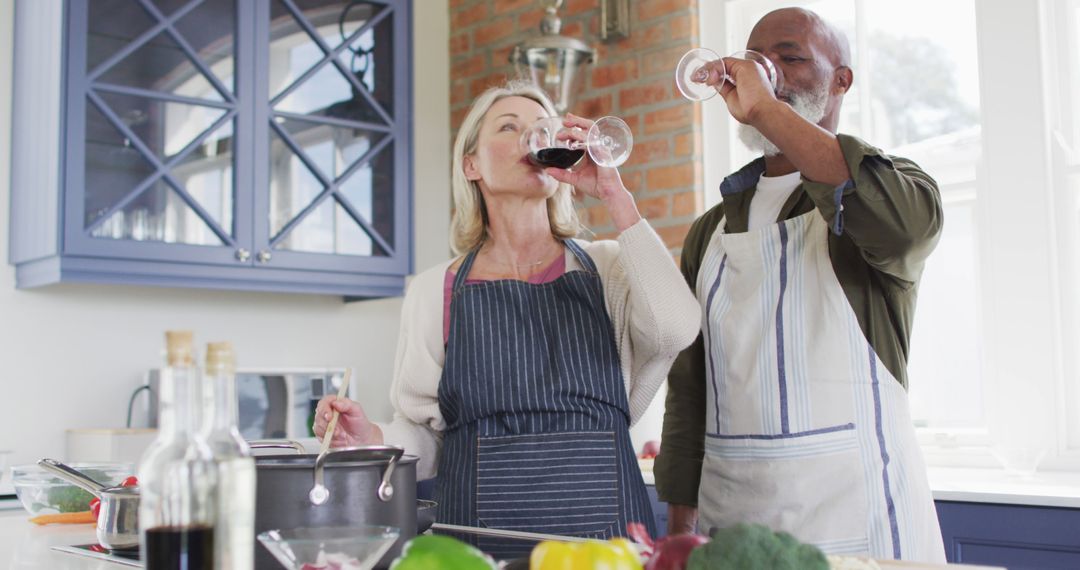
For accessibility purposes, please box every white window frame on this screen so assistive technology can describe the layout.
[699,0,1080,471]
[1043,0,1080,465]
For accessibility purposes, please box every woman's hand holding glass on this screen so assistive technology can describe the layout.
[313,395,383,447]
[534,114,629,201]
[525,114,644,231]
[535,113,643,231]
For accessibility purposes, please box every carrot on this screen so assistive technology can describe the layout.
[29,511,96,525]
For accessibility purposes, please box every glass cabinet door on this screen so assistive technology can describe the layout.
[255,0,407,273]
[51,0,409,286]
[67,0,246,263]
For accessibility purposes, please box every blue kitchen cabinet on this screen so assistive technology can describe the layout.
[9,0,412,298]
[646,484,669,538]
[937,500,1080,569]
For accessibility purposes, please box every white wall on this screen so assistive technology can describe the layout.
[0,0,451,468]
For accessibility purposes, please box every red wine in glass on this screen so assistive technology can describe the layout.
[528,148,586,169]
[521,116,633,169]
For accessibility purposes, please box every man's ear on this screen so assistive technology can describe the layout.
[835,66,853,94]
[463,153,481,181]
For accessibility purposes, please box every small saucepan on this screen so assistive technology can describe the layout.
[37,458,139,551]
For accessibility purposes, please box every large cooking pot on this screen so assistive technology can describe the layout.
[251,442,419,569]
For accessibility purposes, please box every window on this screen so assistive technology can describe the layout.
[1045,0,1080,459]
[701,0,1080,470]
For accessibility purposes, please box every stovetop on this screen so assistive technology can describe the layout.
[52,544,141,567]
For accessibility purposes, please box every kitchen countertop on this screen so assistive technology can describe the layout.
[0,506,1004,570]
[0,506,118,569]
[927,467,1080,508]
[3,466,1071,568]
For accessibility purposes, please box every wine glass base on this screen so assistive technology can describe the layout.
[676,47,721,101]
[587,116,633,168]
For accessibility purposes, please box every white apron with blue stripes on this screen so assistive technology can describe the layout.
[696,209,945,563]
[436,240,654,555]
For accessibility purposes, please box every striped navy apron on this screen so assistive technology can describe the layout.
[435,240,655,556]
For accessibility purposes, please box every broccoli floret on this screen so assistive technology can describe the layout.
[46,486,95,513]
[45,469,113,513]
[687,523,828,570]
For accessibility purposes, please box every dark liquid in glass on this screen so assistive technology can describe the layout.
[529,148,585,169]
[145,525,214,570]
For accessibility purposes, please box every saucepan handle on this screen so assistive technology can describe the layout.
[37,458,107,497]
[313,445,405,504]
[248,439,306,454]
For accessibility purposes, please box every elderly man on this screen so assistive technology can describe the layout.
[654,7,947,563]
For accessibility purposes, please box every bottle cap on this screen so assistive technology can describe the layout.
[165,330,194,367]
[205,341,235,375]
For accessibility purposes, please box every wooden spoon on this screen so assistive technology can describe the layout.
[320,368,352,456]
[309,368,352,505]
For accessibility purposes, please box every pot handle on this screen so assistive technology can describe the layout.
[312,445,405,504]
[37,458,107,497]
[248,440,306,454]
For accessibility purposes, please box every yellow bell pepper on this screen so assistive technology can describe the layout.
[530,538,642,570]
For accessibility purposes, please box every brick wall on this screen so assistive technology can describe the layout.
[449,0,703,257]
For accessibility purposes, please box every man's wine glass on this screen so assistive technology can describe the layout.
[521,116,634,169]
[675,48,784,101]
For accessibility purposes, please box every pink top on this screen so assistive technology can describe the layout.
[443,254,568,343]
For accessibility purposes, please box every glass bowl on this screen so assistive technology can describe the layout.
[257,526,400,570]
[10,462,133,516]
[0,450,11,486]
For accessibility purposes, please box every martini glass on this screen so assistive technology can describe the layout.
[675,48,783,101]
[257,526,400,570]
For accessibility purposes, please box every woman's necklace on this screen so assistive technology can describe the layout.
[482,241,562,271]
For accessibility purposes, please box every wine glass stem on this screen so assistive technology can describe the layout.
[570,138,614,151]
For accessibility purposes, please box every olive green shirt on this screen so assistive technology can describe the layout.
[654,134,943,507]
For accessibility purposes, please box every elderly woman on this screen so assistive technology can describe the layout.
[315,81,699,543]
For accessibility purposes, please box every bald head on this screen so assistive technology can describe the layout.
[751,8,851,68]
[745,7,853,133]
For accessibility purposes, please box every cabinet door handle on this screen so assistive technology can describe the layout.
[235,248,251,262]
[257,250,272,263]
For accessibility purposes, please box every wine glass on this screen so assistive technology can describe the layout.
[675,48,784,101]
[521,116,634,169]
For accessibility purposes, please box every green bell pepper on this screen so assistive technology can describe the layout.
[390,534,496,570]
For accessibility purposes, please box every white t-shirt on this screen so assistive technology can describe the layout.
[748,171,802,230]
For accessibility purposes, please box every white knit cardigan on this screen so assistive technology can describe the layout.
[377,219,701,480]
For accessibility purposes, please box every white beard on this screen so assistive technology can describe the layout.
[737,82,831,157]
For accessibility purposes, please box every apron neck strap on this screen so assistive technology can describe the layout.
[453,248,481,291]
[564,239,597,274]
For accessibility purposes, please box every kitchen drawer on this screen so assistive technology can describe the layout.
[936,500,1080,568]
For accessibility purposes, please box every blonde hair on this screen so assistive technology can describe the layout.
[450,80,582,255]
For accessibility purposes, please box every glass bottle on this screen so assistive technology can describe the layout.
[137,330,217,569]
[202,341,255,570]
